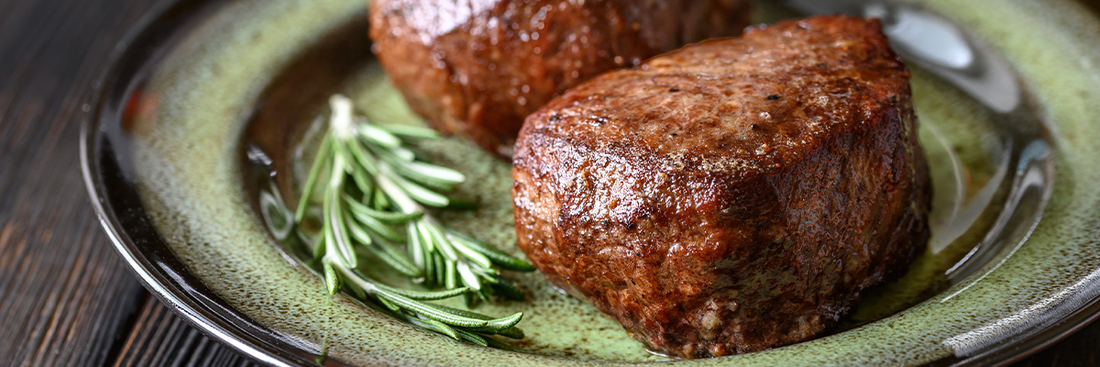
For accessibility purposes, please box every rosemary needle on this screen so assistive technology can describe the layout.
[292,94,535,347]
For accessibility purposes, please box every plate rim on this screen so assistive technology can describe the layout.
[80,0,346,366]
[80,0,1100,366]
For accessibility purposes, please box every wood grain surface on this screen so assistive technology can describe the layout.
[110,296,254,367]
[0,0,1097,366]
[0,0,152,365]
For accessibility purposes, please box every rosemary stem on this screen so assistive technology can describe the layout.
[294,136,332,223]
[292,94,535,348]
[329,95,357,139]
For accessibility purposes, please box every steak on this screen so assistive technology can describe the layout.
[511,15,931,358]
[368,0,752,157]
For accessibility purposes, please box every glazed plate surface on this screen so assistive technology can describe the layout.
[82,0,1100,366]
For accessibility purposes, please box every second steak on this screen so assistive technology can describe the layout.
[512,15,931,358]
[369,0,752,157]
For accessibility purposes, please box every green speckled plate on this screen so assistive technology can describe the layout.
[82,0,1100,365]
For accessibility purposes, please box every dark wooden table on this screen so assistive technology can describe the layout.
[2,0,1099,366]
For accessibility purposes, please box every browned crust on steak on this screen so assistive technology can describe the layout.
[511,15,931,358]
[368,0,752,157]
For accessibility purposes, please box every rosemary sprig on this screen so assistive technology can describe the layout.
[293,95,534,346]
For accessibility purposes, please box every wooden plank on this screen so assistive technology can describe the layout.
[110,296,257,367]
[0,0,158,366]
[0,0,274,365]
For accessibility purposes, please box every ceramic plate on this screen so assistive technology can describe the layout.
[82,0,1100,365]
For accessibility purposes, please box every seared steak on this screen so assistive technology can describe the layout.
[368,0,752,157]
[512,15,931,358]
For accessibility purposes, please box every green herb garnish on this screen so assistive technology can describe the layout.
[292,94,534,346]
